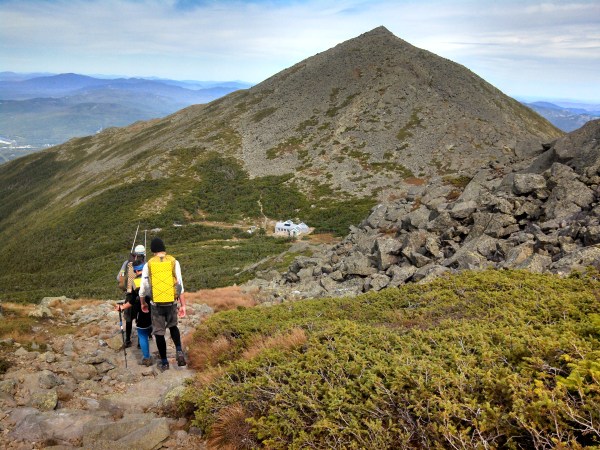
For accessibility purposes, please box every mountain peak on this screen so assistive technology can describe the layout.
[362,25,393,36]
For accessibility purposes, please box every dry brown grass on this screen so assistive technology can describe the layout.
[186,286,256,312]
[306,232,340,244]
[187,335,232,370]
[0,300,91,345]
[76,324,102,338]
[194,366,227,387]
[59,298,105,314]
[405,177,427,186]
[242,327,307,361]
[207,403,256,450]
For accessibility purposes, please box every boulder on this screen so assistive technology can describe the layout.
[512,173,546,195]
[375,237,402,270]
[365,274,390,292]
[343,253,377,276]
[9,408,101,446]
[449,200,478,220]
[387,265,417,287]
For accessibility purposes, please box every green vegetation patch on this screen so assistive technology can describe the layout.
[251,107,277,123]
[326,93,359,117]
[183,270,600,449]
[396,109,424,141]
[443,174,473,188]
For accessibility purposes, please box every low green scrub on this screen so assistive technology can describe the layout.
[0,152,374,302]
[185,154,375,235]
[183,270,600,449]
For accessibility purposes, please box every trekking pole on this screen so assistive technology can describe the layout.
[117,301,128,368]
[130,222,140,254]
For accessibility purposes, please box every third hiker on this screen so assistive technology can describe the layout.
[116,244,146,347]
[139,237,187,371]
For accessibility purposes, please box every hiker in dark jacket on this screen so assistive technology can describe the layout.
[115,294,153,365]
[116,244,146,347]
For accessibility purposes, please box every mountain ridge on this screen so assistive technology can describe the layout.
[0,26,564,300]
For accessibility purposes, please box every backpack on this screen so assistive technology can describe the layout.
[147,254,177,303]
[118,269,127,291]
[118,261,137,293]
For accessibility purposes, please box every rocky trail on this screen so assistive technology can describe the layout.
[0,288,255,449]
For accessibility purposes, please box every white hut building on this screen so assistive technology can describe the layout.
[274,220,310,237]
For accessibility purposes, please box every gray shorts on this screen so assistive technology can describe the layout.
[150,302,178,336]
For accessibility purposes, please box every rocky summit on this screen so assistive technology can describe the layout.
[247,119,600,301]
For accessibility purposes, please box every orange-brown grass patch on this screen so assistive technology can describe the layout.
[194,366,227,387]
[75,324,102,338]
[242,327,307,361]
[186,286,256,312]
[207,403,256,450]
[446,189,461,201]
[187,335,233,370]
[405,177,427,186]
[307,232,340,244]
[60,298,105,314]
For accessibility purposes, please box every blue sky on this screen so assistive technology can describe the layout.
[1,0,599,102]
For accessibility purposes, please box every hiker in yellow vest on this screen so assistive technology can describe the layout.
[139,237,187,371]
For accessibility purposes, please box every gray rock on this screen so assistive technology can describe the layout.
[375,237,402,270]
[343,253,376,276]
[503,242,535,268]
[116,417,170,450]
[30,389,58,411]
[387,265,417,287]
[427,211,459,233]
[544,177,595,220]
[449,200,478,219]
[95,361,116,375]
[82,415,152,444]
[365,274,390,291]
[402,205,432,230]
[320,276,340,293]
[71,364,98,381]
[413,264,451,283]
[9,408,100,446]
[469,212,516,239]
[513,173,546,195]
[0,379,18,396]
[515,254,553,273]
[38,370,63,390]
[28,306,54,318]
[551,246,600,275]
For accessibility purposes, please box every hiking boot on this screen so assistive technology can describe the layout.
[124,339,132,348]
[139,357,153,367]
[157,361,169,372]
[176,350,187,367]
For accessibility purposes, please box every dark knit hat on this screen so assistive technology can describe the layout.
[150,237,166,253]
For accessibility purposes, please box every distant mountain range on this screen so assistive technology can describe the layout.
[0,72,251,163]
[520,100,600,132]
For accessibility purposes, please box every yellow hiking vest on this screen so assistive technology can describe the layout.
[148,255,177,303]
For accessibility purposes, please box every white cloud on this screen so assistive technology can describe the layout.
[0,0,599,100]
